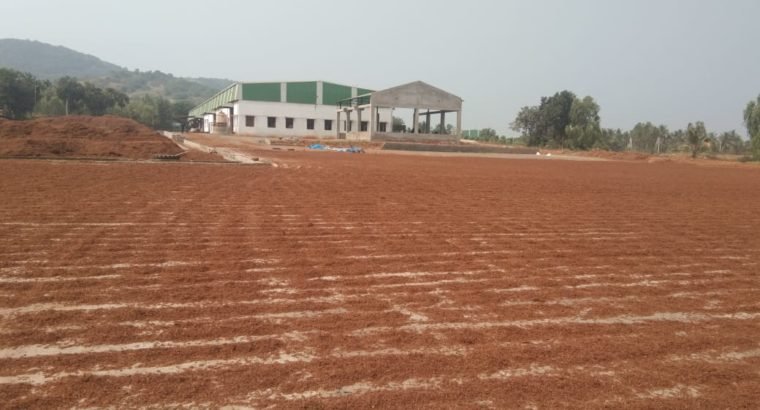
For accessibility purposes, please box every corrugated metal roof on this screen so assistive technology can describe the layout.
[188,83,240,117]
[188,81,374,117]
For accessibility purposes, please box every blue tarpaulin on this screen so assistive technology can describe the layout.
[307,144,364,154]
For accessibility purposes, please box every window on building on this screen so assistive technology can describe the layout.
[324,120,333,131]
[360,121,369,132]
[245,116,255,127]
[286,117,294,129]
[306,119,315,130]
[379,122,387,132]
[267,117,276,128]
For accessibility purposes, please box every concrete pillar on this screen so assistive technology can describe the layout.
[441,111,446,134]
[230,106,236,134]
[456,111,462,136]
[413,108,419,134]
[357,108,362,133]
[426,110,431,133]
[336,111,341,138]
[368,105,375,139]
[346,111,351,132]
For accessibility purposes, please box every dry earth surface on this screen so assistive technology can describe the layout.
[0,117,225,162]
[1,145,760,408]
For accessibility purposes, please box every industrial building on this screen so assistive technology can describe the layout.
[188,80,462,142]
[188,81,387,138]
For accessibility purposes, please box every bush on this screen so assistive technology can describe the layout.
[737,155,755,163]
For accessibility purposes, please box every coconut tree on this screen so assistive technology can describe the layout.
[745,95,760,160]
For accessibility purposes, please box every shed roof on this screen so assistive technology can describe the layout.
[370,81,462,111]
[188,80,373,117]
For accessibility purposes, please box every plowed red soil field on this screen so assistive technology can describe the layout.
[1,151,759,408]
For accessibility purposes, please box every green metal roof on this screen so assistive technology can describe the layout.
[286,81,318,104]
[188,81,375,117]
[189,83,240,117]
[242,82,281,103]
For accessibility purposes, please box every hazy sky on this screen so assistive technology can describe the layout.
[2,0,759,136]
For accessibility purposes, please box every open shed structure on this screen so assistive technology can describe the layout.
[337,81,463,142]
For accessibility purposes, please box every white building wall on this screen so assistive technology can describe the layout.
[231,100,391,138]
[202,114,214,133]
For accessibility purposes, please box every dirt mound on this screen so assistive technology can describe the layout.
[542,149,651,161]
[0,116,184,160]
[580,150,651,160]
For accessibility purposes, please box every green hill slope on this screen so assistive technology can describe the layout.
[0,39,122,79]
[0,39,233,103]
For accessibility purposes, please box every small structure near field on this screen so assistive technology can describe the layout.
[337,81,462,142]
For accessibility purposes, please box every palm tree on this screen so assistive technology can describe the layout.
[686,122,707,159]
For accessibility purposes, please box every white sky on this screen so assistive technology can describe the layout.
[1,0,759,136]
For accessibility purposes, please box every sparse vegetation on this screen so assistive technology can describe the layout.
[507,90,753,158]
[745,94,760,160]
[0,68,38,119]
[686,122,708,159]
[88,69,229,103]
[0,68,189,129]
[510,90,601,149]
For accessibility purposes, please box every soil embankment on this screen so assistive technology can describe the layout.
[0,116,184,160]
[382,142,536,154]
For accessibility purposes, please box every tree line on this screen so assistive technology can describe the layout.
[501,90,760,160]
[0,67,193,129]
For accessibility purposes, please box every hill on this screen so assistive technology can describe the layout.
[87,69,227,103]
[0,39,234,103]
[0,39,122,79]
[186,77,237,91]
